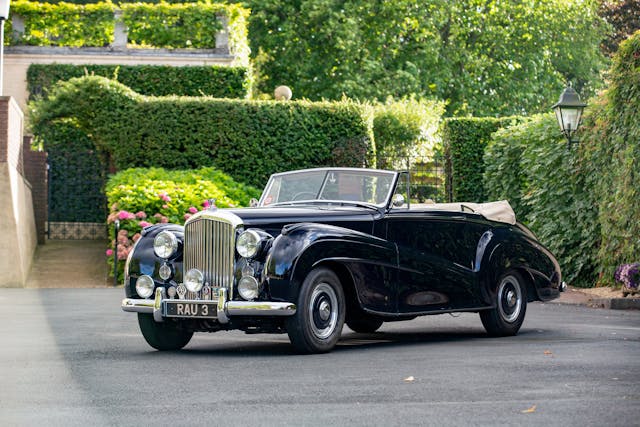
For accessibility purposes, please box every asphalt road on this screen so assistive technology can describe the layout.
[1,288,639,427]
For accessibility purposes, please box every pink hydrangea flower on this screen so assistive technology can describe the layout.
[135,211,147,219]
[160,216,169,223]
[107,212,118,224]
[117,246,132,260]
[202,200,210,208]
[158,193,171,202]
[139,221,151,228]
[153,213,163,219]
[117,210,135,221]
[132,233,141,242]
[184,213,192,221]
[188,206,198,214]
[162,204,169,209]
[105,249,113,257]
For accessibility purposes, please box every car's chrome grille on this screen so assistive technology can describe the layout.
[183,216,236,300]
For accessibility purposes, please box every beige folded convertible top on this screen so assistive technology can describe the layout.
[409,200,516,225]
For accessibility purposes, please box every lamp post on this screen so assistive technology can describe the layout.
[552,83,587,148]
[0,0,10,96]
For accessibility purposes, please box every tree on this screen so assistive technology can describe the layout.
[247,0,609,116]
[599,0,640,56]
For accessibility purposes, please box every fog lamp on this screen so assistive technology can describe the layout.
[238,276,259,301]
[184,268,204,293]
[135,275,155,298]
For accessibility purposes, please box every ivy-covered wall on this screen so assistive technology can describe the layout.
[483,30,640,287]
[580,30,640,286]
[484,114,599,287]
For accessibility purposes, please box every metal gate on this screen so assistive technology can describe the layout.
[47,149,108,239]
[378,155,446,203]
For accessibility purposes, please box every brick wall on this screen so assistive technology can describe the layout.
[23,135,48,244]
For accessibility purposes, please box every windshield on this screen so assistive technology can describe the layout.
[259,169,397,208]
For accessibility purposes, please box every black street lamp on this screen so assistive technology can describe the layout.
[0,0,10,96]
[552,83,587,147]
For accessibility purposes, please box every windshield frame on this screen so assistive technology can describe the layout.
[258,168,399,209]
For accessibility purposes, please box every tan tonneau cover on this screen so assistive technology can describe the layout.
[409,200,516,225]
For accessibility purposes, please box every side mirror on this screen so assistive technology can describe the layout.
[392,194,405,208]
[250,198,259,208]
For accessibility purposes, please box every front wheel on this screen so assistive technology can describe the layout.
[137,313,193,351]
[286,267,346,354]
[480,271,527,337]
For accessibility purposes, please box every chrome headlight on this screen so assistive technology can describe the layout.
[238,276,259,301]
[154,231,178,259]
[184,268,204,293]
[236,229,262,258]
[135,275,155,298]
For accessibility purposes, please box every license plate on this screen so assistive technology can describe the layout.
[163,301,217,318]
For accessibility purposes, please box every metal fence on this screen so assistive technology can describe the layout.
[378,155,446,203]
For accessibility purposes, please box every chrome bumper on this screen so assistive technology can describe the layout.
[121,288,296,324]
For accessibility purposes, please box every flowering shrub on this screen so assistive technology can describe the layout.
[614,263,640,290]
[106,167,261,281]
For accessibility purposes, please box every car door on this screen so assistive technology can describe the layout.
[385,212,488,314]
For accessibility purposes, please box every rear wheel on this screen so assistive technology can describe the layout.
[286,267,345,353]
[480,271,527,337]
[137,313,193,351]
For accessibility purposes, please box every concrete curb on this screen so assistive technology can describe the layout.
[589,298,640,310]
[549,286,640,310]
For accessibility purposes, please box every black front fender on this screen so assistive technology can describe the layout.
[265,223,397,304]
[124,223,184,298]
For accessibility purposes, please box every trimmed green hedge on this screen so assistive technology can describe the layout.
[7,0,115,47]
[484,114,599,287]
[27,64,250,99]
[6,1,250,64]
[443,117,522,202]
[31,76,375,188]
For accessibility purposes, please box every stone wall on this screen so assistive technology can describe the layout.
[0,97,37,287]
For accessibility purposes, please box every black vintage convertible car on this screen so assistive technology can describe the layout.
[122,167,563,353]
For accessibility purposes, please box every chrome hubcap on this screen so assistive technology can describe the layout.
[309,283,339,339]
[497,276,522,323]
[318,300,331,321]
[506,290,517,307]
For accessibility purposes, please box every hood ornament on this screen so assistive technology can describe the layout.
[205,199,217,210]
